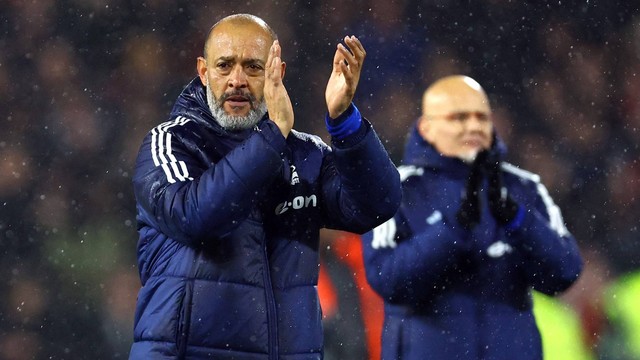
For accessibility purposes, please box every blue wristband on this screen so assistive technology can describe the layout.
[325,103,362,140]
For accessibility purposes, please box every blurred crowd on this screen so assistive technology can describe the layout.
[1,0,639,359]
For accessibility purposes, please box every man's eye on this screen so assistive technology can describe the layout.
[217,63,231,69]
[476,113,489,121]
[451,113,468,121]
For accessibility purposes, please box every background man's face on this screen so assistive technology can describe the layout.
[420,88,493,161]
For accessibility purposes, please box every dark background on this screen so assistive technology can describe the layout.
[1,0,639,358]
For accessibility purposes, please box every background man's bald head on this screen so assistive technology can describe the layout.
[422,75,489,116]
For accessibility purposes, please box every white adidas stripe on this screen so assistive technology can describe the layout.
[150,116,193,184]
[502,162,569,237]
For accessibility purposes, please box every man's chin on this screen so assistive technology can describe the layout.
[225,112,252,120]
[223,105,251,117]
[210,105,266,131]
[458,149,481,163]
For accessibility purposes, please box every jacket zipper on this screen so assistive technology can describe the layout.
[262,236,279,360]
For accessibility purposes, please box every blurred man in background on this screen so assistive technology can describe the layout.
[130,13,400,359]
[362,75,583,360]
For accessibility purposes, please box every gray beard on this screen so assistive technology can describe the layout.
[206,85,267,131]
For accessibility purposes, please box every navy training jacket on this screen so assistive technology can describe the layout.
[130,78,401,359]
[362,125,583,360]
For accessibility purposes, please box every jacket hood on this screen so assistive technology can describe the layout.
[401,119,508,172]
[170,77,216,125]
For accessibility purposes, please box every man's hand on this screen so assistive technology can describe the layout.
[485,150,521,226]
[456,151,488,230]
[264,40,294,138]
[325,36,366,119]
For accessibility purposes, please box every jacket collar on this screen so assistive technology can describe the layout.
[169,77,268,140]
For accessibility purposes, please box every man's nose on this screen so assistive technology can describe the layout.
[465,114,487,130]
[228,66,248,88]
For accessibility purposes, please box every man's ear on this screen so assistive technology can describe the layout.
[280,61,286,80]
[417,115,430,139]
[197,57,208,86]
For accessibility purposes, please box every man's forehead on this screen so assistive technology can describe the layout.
[207,28,271,60]
[425,89,491,114]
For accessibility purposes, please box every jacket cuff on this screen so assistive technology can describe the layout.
[325,103,363,140]
[257,120,287,154]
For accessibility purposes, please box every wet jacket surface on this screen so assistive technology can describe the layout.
[362,126,583,360]
[130,78,401,359]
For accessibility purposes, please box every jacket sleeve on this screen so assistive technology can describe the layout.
[319,114,402,234]
[362,212,471,305]
[133,119,286,246]
[507,179,583,295]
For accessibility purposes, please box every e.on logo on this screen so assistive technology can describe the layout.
[275,195,317,215]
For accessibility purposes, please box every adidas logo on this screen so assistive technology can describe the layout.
[290,165,299,185]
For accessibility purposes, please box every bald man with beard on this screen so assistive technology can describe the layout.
[130,14,401,359]
[362,75,583,360]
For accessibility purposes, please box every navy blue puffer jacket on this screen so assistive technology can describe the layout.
[130,78,401,359]
[363,125,583,360]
